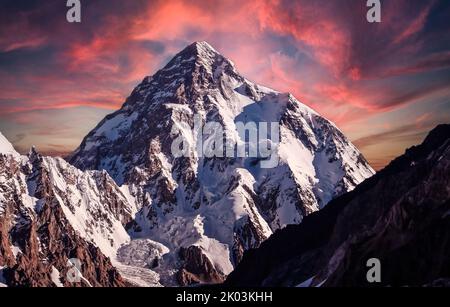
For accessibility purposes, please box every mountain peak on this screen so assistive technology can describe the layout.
[0,131,19,157]
[190,41,217,52]
[183,41,218,56]
[422,124,450,150]
[27,145,41,162]
[69,41,375,285]
[162,40,230,72]
[136,40,239,98]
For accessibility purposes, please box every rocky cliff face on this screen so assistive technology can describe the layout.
[225,124,450,287]
[68,41,374,285]
[0,143,132,287]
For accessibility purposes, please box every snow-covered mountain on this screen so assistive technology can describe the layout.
[0,135,140,286]
[0,132,19,158]
[68,41,374,285]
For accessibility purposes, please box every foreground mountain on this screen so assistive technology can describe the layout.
[225,124,450,287]
[69,41,374,285]
[0,135,144,286]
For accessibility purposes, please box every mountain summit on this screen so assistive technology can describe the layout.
[69,41,374,285]
[0,132,19,157]
[0,42,373,287]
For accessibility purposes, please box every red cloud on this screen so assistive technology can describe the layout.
[2,0,443,118]
[1,0,449,169]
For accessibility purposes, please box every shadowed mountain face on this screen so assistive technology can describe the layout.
[225,124,450,287]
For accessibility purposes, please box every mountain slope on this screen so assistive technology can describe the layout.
[69,41,374,285]
[0,132,19,158]
[225,124,450,287]
[0,144,142,286]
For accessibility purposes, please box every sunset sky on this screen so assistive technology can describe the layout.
[0,0,449,170]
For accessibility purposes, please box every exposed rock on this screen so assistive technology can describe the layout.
[0,149,129,287]
[177,246,226,285]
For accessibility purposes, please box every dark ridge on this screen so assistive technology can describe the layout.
[225,124,450,286]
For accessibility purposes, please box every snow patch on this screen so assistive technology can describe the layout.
[296,276,315,287]
[93,112,139,142]
[117,239,169,269]
[0,132,19,157]
[50,266,64,287]
[10,245,22,257]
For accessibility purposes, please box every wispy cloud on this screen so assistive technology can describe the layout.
[353,124,430,150]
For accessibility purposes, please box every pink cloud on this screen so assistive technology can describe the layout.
[392,1,436,45]
[1,0,448,143]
